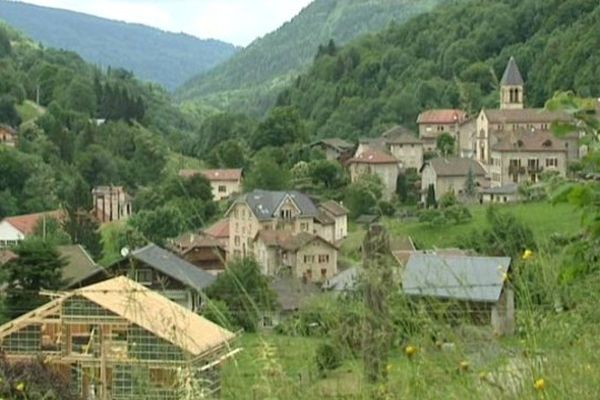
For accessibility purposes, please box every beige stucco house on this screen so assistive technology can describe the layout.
[92,186,133,223]
[253,231,338,283]
[417,109,467,151]
[180,169,243,201]
[357,126,424,171]
[319,200,348,241]
[420,157,487,202]
[348,149,400,200]
[225,190,319,259]
[489,131,568,187]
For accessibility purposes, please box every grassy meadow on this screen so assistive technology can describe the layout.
[219,200,598,399]
[341,202,581,259]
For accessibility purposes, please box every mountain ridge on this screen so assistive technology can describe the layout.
[176,0,444,116]
[0,0,239,90]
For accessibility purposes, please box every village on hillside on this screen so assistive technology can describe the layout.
[0,54,598,398]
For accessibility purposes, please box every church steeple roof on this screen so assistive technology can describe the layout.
[500,57,524,86]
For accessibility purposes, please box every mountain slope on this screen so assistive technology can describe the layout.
[276,0,600,140]
[0,0,238,90]
[176,0,443,115]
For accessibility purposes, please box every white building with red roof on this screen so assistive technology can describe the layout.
[179,168,243,201]
[0,210,62,248]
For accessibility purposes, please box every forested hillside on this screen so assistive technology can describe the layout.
[274,0,600,140]
[0,0,238,90]
[177,0,443,116]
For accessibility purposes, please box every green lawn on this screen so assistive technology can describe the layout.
[343,202,582,257]
[165,151,206,175]
[16,100,46,123]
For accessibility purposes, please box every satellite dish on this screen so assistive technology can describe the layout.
[120,247,130,258]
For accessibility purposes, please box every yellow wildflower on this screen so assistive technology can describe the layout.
[502,272,509,283]
[404,345,417,358]
[386,364,393,373]
[15,382,25,392]
[533,378,545,391]
[479,371,490,381]
[522,249,534,261]
[458,361,470,372]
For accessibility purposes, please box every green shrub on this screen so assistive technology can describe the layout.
[315,342,342,375]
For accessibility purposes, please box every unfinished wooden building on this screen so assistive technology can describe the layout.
[0,276,238,399]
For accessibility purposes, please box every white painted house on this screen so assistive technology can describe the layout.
[0,211,61,248]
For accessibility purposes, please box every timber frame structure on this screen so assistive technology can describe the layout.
[0,276,239,399]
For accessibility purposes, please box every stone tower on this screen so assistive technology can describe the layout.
[500,57,524,110]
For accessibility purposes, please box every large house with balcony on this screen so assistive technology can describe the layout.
[225,190,346,283]
[226,190,320,259]
[489,131,568,187]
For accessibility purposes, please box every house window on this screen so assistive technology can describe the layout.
[135,269,153,285]
[318,254,330,264]
[321,268,328,279]
[304,269,313,282]
[218,185,227,193]
[280,209,293,219]
[304,255,315,263]
[300,222,309,231]
[234,236,240,246]
[546,158,558,168]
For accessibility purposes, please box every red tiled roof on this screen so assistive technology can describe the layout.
[3,210,62,236]
[348,149,398,165]
[417,109,467,125]
[203,218,230,239]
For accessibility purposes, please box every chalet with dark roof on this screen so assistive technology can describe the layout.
[69,244,216,312]
[311,138,355,162]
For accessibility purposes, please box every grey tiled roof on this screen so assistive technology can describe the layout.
[402,253,511,303]
[424,157,486,177]
[58,245,103,288]
[131,244,216,291]
[239,190,319,221]
[500,57,524,86]
[313,138,355,152]
[323,267,359,292]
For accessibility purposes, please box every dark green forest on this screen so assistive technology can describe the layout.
[274,0,600,140]
[176,0,443,116]
[0,0,239,90]
[0,24,217,260]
